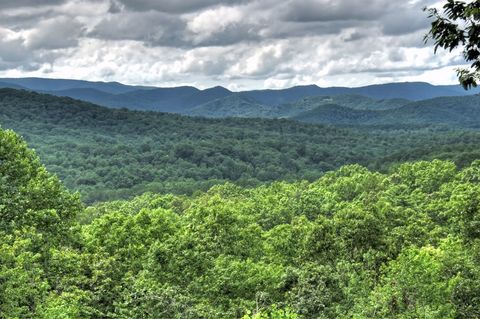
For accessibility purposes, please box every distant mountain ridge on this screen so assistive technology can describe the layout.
[0,77,479,115]
[0,81,27,90]
[293,95,480,128]
[1,86,480,129]
[0,77,153,94]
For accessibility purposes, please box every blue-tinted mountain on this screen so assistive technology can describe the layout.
[0,77,152,94]
[2,77,480,115]
[0,81,28,90]
[181,86,232,108]
[44,88,125,105]
[34,83,231,113]
[292,94,480,128]
[243,82,480,106]
[242,85,327,106]
[47,86,201,112]
[349,82,476,100]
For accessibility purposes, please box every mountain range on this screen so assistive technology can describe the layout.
[1,77,479,116]
[275,94,480,128]
[1,82,480,131]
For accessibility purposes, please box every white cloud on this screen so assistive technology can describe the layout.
[0,0,468,89]
[187,6,243,36]
[229,42,289,76]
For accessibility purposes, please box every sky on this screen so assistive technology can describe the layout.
[0,0,468,90]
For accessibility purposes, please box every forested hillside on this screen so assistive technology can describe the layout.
[187,93,480,128]
[187,94,273,118]
[1,78,480,113]
[2,126,479,318]
[1,89,480,203]
[292,95,480,128]
[185,94,410,119]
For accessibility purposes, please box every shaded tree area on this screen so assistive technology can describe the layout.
[1,88,480,203]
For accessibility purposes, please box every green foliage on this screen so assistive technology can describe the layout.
[425,0,480,89]
[242,305,300,319]
[2,125,480,318]
[187,93,273,118]
[72,159,480,318]
[358,242,459,318]
[0,128,85,318]
[0,232,49,318]
[0,128,81,237]
[2,89,480,204]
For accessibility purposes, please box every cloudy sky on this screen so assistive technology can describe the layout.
[0,0,466,90]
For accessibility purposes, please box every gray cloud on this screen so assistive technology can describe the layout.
[0,34,63,71]
[89,11,186,47]
[0,0,462,89]
[281,0,395,22]
[0,37,29,63]
[112,0,252,13]
[381,10,431,36]
[0,11,55,29]
[0,0,66,9]
[26,16,85,50]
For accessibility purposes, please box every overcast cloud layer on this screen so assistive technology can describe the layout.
[0,0,466,90]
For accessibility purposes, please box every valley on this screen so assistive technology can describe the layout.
[1,88,480,204]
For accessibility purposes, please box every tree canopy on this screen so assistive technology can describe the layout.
[2,89,480,204]
[2,126,480,318]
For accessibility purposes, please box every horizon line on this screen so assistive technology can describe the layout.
[0,76,466,93]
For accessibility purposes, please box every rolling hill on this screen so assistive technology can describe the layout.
[184,92,480,128]
[0,81,27,90]
[1,88,479,203]
[271,95,409,119]
[292,95,480,128]
[0,77,151,93]
[242,82,480,105]
[186,94,272,118]
[1,77,479,114]
[293,104,379,125]
[41,85,231,113]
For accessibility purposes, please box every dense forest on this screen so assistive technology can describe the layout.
[2,126,480,318]
[185,93,480,127]
[289,95,480,127]
[1,89,480,203]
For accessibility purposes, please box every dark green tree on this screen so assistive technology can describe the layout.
[425,0,480,88]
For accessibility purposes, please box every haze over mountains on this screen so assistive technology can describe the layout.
[3,82,479,133]
[1,77,479,117]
